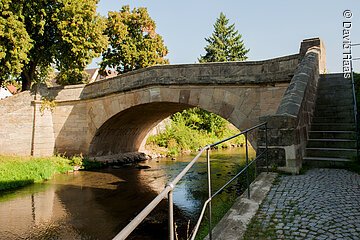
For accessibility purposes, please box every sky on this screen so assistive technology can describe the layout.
[93,1,360,73]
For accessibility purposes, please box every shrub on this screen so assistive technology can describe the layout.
[147,108,245,156]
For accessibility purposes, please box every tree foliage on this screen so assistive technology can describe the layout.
[0,0,108,90]
[147,109,244,156]
[0,0,32,86]
[199,12,249,63]
[100,5,169,74]
[172,107,227,136]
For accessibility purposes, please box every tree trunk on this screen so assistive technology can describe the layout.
[21,73,31,91]
[21,61,36,91]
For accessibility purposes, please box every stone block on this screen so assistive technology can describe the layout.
[149,87,161,102]
[228,108,248,128]
[198,93,213,111]
[224,91,240,106]
[260,115,297,129]
[212,88,225,101]
[219,102,235,119]
[160,87,180,103]
[257,147,286,167]
[179,89,190,104]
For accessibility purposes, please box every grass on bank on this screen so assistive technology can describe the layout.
[0,155,73,191]
[193,164,258,240]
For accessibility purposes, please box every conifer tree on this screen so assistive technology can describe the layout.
[186,13,250,134]
[199,12,249,63]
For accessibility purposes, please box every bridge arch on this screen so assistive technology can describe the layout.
[87,85,285,156]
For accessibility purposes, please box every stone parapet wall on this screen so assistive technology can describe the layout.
[0,91,34,155]
[0,88,61,156]
[80,54,299,100]
[257,38,325,173]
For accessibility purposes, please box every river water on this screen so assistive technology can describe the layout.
[0,148,255,240]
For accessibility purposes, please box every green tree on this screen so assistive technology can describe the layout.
[183,13,250,135]
[100,5,169,74]
[0,0,32,87]
[0,0,108,90]
[199,12,249,63]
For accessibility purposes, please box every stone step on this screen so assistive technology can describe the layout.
[307,139,356,149]
[315,105,354,112]
[316,93,353,101]
[313,113,354,120]
[313,109,354,118]
[318,84,353,90]
[309,131,356,140]
[317,85,353,92]
[320,73,344,78]
[319,82,347,86]
[310,123,356,131]
[303,156,353,167]
[306,147,357,158]
[318,79,352,85]
[316,98,353,106]
[312,116,354,124]
[317,87,353,93]
[318,78,352,84]
[319,73,347,80]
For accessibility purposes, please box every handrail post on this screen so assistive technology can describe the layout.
[265,122,269,173]
[206,148,212,240]
[245,132,250,199]
[168,188,174,240]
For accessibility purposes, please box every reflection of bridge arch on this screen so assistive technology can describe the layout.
[87,83,288,155]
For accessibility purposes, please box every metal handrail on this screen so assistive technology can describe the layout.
[350,43,359,161]
[350,61,359,161]
[113,122,268,240]
[190,149,267,239]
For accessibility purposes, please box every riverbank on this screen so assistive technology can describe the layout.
[0,155,73,191]
[0,148,256,239]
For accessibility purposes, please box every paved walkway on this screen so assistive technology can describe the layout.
[245,168,360,240]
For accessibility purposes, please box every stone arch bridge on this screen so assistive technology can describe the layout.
[0,38,325,173]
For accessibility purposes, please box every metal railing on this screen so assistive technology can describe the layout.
[113,122,268,240]
[350,43,360,161]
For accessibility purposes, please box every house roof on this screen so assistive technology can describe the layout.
[6,85,18,94]
[50,68,118,86]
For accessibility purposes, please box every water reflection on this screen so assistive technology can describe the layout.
[0,148,255,239]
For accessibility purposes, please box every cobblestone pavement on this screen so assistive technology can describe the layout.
[246,168,360,240]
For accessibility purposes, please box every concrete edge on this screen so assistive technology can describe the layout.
[206,172,278,240]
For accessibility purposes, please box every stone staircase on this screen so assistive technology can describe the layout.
[304,73,357,166]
